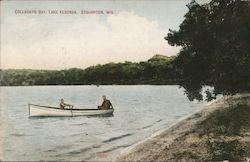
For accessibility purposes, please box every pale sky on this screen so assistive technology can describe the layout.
[1,0,209,70]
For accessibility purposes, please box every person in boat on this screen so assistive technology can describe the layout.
[60,98,72,109]
[98,95,113,110]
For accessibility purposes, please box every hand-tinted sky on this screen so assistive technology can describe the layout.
[1,0,209,70]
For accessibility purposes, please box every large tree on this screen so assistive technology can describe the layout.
[165,0,250,101]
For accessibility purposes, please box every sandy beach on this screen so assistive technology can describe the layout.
[116,94,250,161]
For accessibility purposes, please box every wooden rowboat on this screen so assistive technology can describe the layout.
[28,104,114,117]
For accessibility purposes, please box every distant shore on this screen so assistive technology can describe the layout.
[116,94,250,161]
[0,83,179,87]
[0,55,179,86]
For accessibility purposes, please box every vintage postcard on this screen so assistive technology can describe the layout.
[1,0,250,161]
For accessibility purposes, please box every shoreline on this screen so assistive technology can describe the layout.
[115,94,250,161]
[0,84,180,87]
[119,97,221,156]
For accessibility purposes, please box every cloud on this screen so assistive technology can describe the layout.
[1,11,179,69]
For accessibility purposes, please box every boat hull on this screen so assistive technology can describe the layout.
[28,104,114,117]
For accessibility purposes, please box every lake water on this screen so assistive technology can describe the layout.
[0,85,205,161]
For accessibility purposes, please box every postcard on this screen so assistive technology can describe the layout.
[1,0,249,161]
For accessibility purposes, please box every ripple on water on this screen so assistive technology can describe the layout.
[69,132,85,137]
[156,119,162,123]
[97,144,131,154]
[66,147,92,155]
[10,133,34,137]
[44,149,56,153]
[55,144,73,150]
[141,125,153,129]
[71,123,88,126]
[103,133,132,143]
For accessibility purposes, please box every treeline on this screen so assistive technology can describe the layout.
[0,55,180,86]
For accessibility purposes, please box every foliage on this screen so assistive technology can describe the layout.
[165,0,250,101]
[0,55,178,86]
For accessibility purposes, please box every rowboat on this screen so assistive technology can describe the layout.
[28,104,114,117]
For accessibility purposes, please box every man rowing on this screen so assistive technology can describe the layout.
[60,98,73,109]
[98,95,113,110]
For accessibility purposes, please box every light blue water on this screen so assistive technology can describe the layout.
[0,85,205,161]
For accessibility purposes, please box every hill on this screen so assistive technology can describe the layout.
[0,55,179,86]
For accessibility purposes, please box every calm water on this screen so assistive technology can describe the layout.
[0,85,205,161]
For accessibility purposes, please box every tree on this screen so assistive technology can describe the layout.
[0,55,178,86]
[165,0,250,101]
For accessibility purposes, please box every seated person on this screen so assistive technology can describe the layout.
[60,98,72,109]
[98,95,113,110]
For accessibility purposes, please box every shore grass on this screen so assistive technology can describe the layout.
[198,104,250,161]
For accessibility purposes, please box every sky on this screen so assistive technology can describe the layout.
[1,0,210,70]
